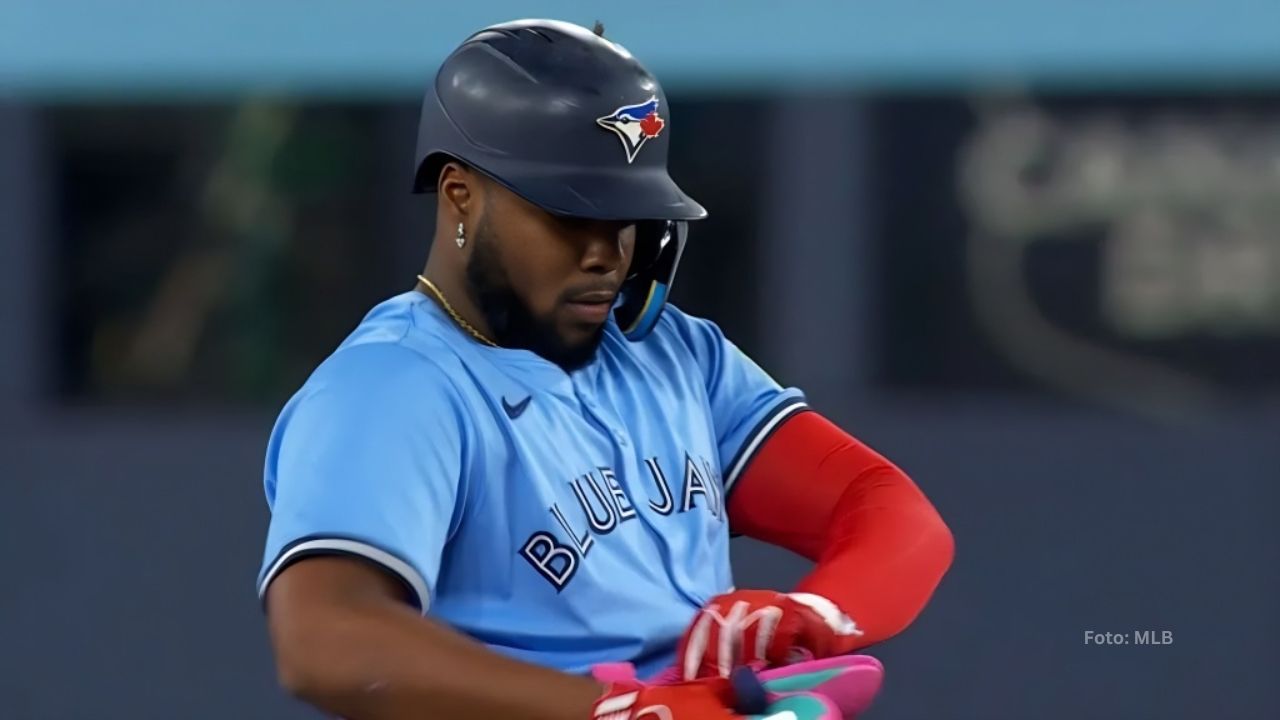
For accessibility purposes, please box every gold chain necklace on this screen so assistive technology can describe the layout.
[417,275,498,347]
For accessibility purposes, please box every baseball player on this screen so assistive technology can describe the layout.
[257,19,954,720]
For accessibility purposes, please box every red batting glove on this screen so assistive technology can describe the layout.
[591,672,763,720]
[595,655,884,720]
[676,590,865,680]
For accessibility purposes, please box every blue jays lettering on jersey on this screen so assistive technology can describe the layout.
[257,292,807,677]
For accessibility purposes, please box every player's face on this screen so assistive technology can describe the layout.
[465,184,636,370]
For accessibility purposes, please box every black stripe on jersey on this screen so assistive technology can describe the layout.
[257,534,425,613]
[723,398,811,498]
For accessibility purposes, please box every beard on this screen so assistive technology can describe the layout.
[464,215,605,371]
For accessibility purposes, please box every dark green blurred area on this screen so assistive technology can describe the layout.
[47,97,774,407]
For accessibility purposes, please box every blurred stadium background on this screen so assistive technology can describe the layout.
[3,1,1279,718]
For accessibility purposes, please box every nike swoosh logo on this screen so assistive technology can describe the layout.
[502,395,531,419]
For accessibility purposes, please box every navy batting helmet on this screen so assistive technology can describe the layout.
[411,19,706,341]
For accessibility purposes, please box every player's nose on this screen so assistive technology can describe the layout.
[578,221,632,275]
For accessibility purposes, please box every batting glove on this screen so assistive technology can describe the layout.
[591,666,841,720]
[676,590,865,680]
[593,655,884,720]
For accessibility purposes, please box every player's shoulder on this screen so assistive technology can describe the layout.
[653,303,714,332]
[646,303,731,353]
[603,303,737,380]
[302,291,468,400]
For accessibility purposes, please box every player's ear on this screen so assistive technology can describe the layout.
[438,161,475,219]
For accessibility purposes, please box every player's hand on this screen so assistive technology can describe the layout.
[591,673,749,720]
[593,656,883,720]
[591,667,841,720]
[676,590,865,680]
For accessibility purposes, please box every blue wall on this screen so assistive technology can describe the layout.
[5,0,1280,95]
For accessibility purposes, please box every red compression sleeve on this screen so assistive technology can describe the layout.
[727,411,954,652]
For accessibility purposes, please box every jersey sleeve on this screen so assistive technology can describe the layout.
[661,307,808,496]
[256,342,468,613]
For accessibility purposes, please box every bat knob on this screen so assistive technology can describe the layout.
[729,666,769,715]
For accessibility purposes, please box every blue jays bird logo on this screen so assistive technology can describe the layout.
[596,96,666,163]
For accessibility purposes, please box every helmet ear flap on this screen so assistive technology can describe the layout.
[616,221,687,340]
[625,220,667,279]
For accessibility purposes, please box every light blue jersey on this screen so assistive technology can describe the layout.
[257,291,807,677]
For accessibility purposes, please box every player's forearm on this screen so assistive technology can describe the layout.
[728,411,954,648]
[269,578,601,720]
[793,472,955,648]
